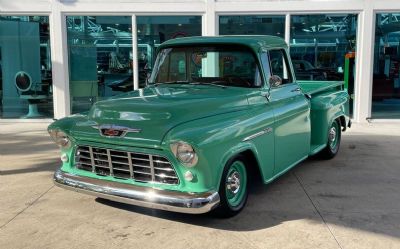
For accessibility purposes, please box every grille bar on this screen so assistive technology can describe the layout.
[149,155,155,182]
[75,146,179,185]
[127,152,134,178]
[88,147,95,173]
[106,149,113,176]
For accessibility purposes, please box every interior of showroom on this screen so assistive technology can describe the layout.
[1,0,400,121]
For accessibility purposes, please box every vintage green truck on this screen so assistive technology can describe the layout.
[50,36,351,217]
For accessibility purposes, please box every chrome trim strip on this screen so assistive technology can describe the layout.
[242,127,273,142]
[54,170,220,214]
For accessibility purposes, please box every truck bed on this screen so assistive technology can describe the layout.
[297,81,344,95]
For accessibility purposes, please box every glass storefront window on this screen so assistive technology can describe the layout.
[137,16,202,87]
[290,14,357,81]
[219,15,285,38]
[66,16,132,114]
[290,14,357,116]
[0,16,53,118]
[372,13,400,119]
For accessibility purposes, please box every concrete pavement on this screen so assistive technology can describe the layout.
[0,122,400,249]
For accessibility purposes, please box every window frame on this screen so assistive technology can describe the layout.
[150,45,265,88]
[260,51,272,88]
[267,48,294,86]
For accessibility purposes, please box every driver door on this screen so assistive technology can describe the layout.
[266,49,311,175]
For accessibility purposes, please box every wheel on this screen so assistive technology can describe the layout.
[213,157,248,218]
[318,119,341,159]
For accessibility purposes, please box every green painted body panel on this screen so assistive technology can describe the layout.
[298,81,343,95]
[49,36,349,196]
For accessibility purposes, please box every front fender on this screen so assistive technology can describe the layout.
[163,108,274,191]
[216,142,266,187]
[162,111,246,191]
[47,114,88,135]
[47,115,90,172]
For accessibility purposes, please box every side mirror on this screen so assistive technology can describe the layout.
[269,75,282,87]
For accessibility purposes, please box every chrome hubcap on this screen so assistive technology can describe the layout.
[329,127,337,143]
[226,171,241,194]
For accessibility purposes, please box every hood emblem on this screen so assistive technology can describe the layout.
[93,125,141,138]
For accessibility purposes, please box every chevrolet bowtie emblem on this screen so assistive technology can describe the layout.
[102,129,121,137]
[93,125,141,137]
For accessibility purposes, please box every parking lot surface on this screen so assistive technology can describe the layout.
[1,122,400,249]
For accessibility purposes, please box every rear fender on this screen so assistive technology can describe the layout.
[310,90,349,146]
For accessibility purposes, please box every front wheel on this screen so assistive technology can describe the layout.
[318,119,341,159]
[213,157,248,218]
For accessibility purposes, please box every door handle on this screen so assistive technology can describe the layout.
[291,87,301,92]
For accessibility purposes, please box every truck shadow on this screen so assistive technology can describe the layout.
[95,174,298,231]
[0,158,59,175]
[97,133,400,239]
[0,131,57,156]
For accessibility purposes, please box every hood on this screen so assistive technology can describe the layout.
[71,85,250,148]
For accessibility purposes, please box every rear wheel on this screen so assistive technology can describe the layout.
[318,119,341,159]
[214,157,248,218]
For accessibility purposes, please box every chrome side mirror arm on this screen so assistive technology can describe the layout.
[261,91,271,102]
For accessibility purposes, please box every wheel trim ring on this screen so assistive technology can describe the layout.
[329,122,339,149]
[225,161,247,207]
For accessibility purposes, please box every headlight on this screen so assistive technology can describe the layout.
[170,141,198,167]
[48,129,71,149]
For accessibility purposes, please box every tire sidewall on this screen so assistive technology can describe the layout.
[328,120,341,155]
[218,156,248,214]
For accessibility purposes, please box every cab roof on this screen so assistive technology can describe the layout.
[158,35,288,53]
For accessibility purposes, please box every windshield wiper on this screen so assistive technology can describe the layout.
[152,81,189,87]
[189,82,227,89]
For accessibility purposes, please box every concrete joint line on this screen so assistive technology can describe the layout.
[0,185,55,230]
[292,172,343,249]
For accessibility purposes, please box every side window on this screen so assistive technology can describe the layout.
[268,49,293,84]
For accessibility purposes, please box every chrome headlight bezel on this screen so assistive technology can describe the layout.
[170,141,198,167]
[48,129,71,149]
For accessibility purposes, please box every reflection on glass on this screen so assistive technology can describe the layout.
[219,15,285,38]
[290,14,357,116]
[137,16,202,87]
[0,16,53,118]
[66,16,132,114]
[290,14,357,81]
[372,13,400,119]
[150,46,262,88]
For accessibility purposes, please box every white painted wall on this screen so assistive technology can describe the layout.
[1,0,400,122]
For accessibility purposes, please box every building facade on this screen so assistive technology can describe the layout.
[1,0,400,122]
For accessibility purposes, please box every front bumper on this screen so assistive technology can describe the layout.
[53,170,220,214]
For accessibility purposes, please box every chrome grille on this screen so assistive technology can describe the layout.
[74,145,179,185]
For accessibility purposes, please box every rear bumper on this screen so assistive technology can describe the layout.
[53,170,220,214]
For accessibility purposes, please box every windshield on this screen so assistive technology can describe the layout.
[149,46,262,88]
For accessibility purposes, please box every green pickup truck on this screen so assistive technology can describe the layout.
[50,36,351,217]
